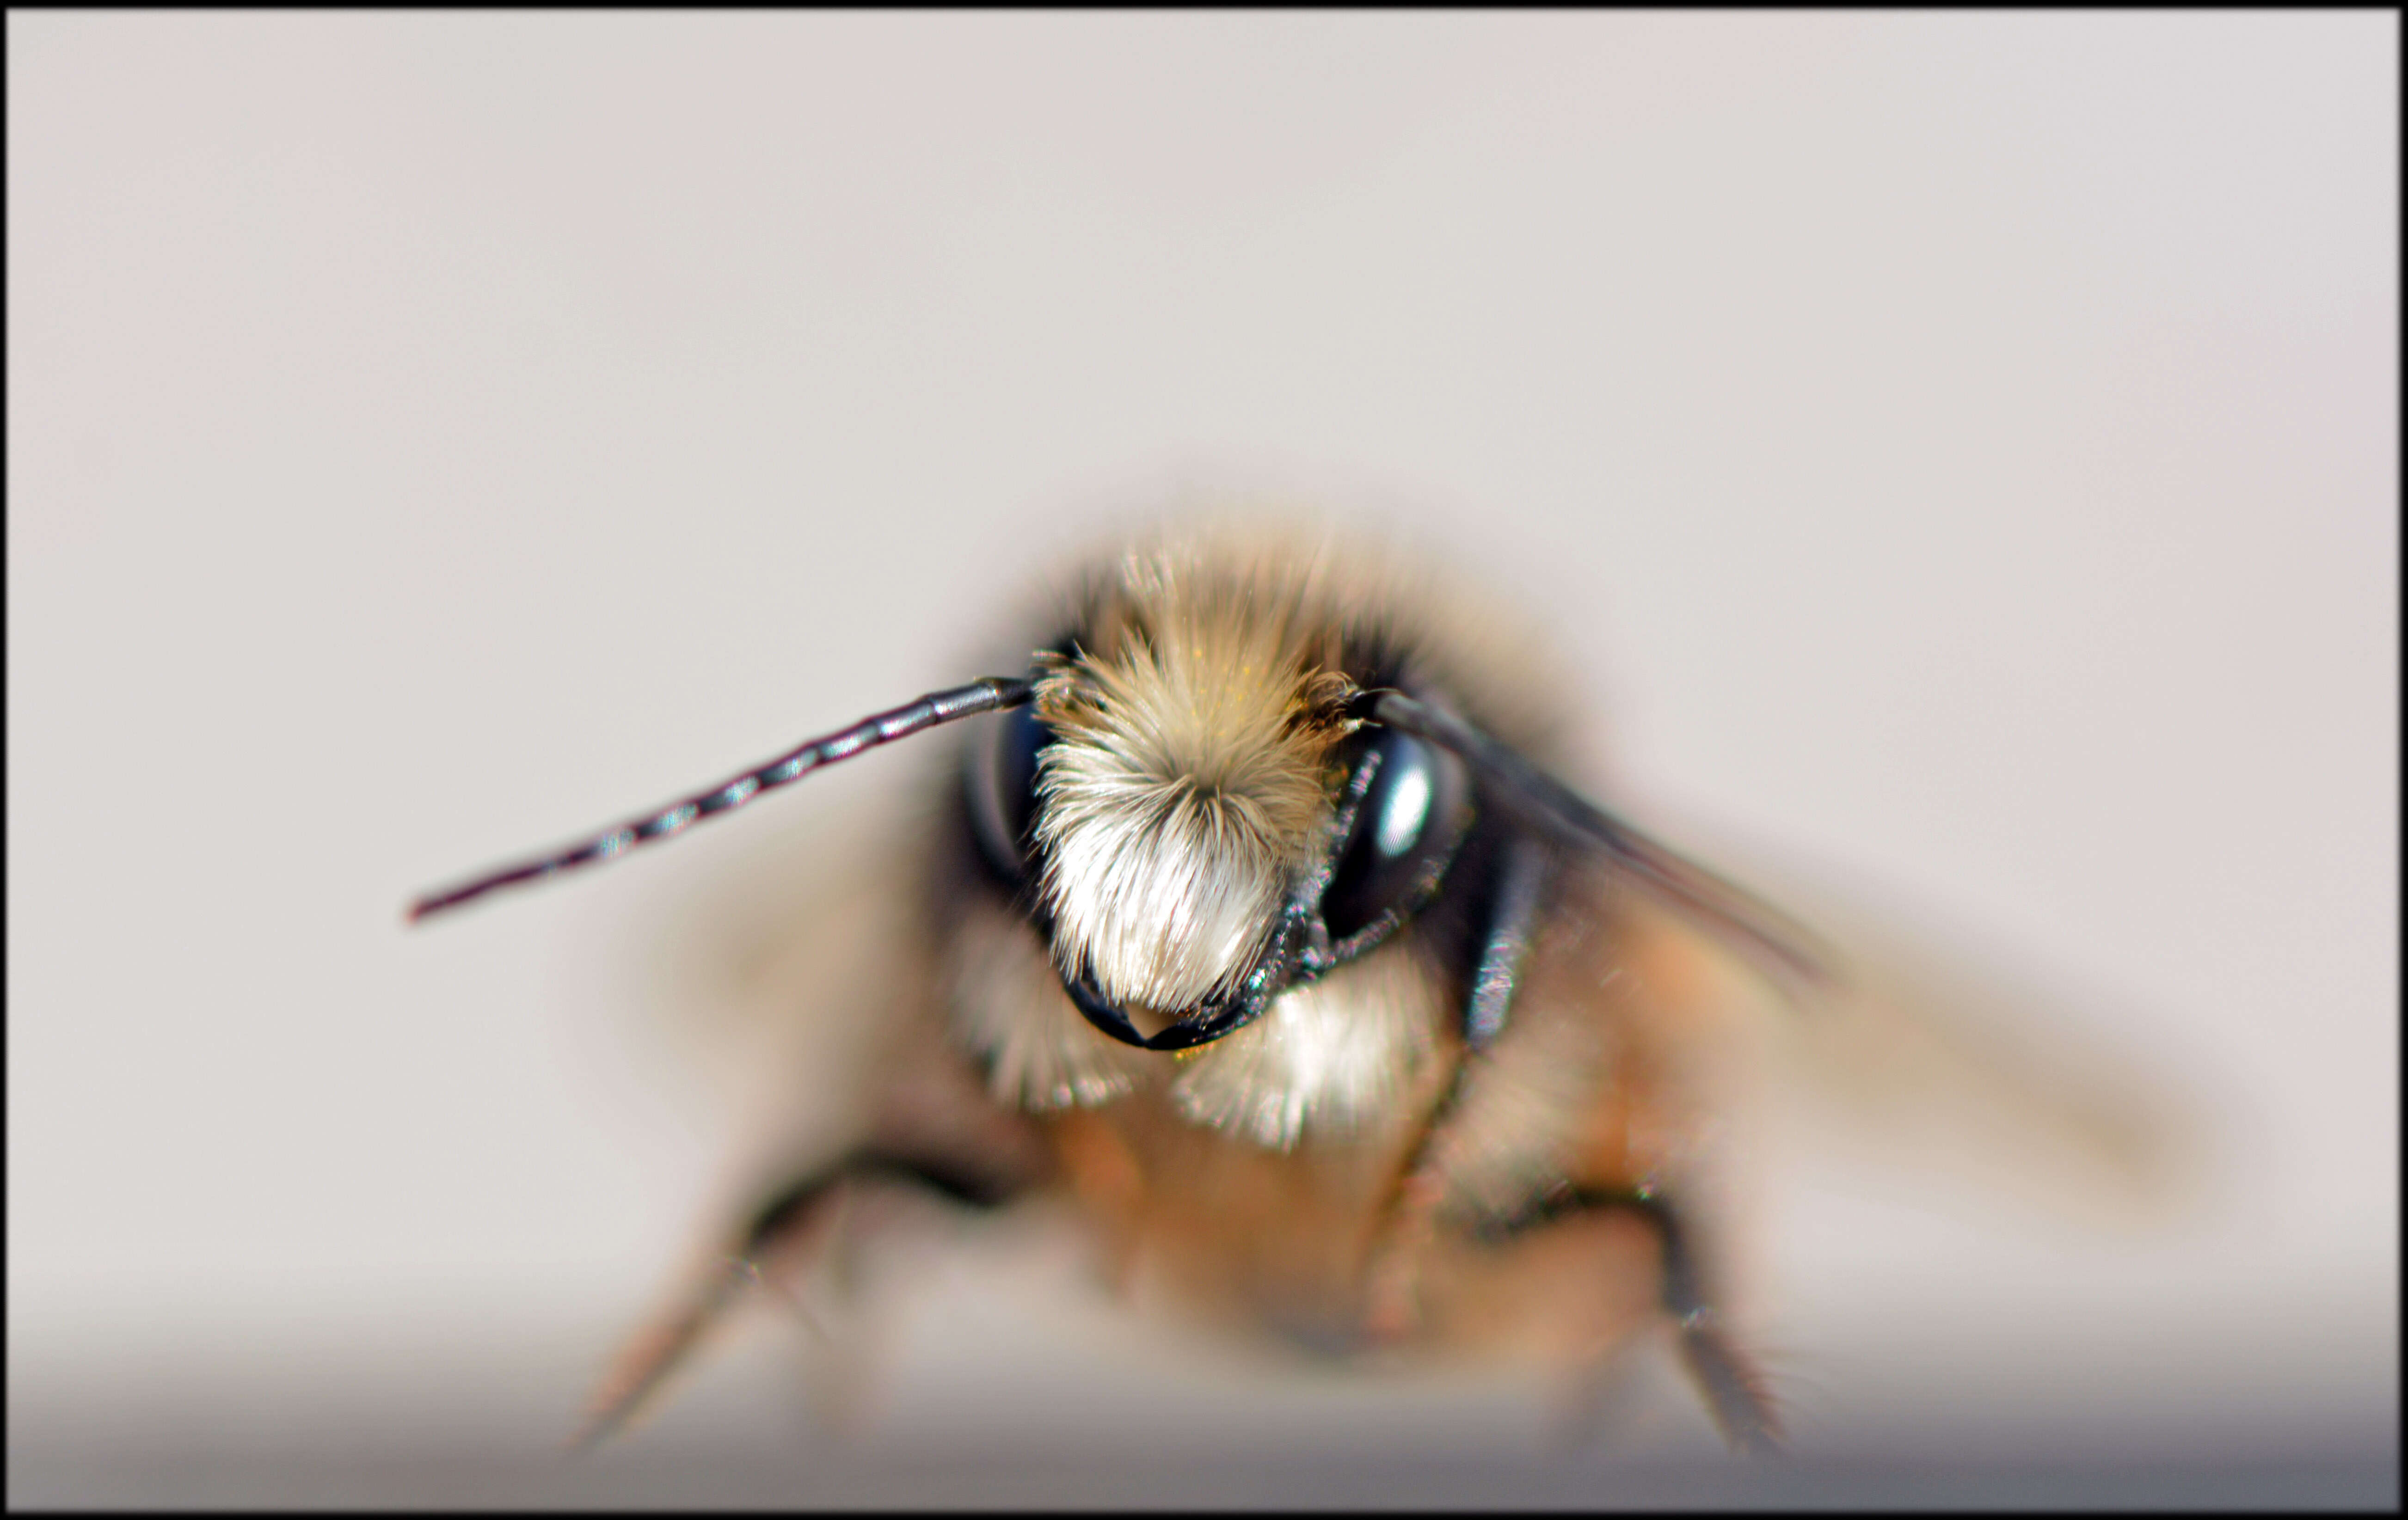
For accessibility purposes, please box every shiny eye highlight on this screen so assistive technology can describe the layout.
[1321,728,1470,942]
[1372,755,1434,859]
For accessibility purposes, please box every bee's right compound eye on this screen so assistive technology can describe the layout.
[968,698,1051,882]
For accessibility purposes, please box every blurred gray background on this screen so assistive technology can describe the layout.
[8,12,2395,1507]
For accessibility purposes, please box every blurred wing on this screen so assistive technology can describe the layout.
[1597,823,2195,1231]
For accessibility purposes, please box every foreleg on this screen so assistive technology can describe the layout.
[572,1146,1030,1449]
[1481,1183,1780,1456]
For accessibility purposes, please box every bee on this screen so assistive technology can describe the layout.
[408,524,1838,1456]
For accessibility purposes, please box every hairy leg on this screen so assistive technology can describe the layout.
[1481,1183,1780,1456]
[572,1146,1030,1450]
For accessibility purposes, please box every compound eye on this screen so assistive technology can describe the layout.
[1321,727,1470,941]
[968,698,1050,882]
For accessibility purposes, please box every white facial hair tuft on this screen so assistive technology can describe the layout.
[1032,557,1345,1013]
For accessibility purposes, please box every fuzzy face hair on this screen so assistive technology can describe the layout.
[1030,543,1360,1015]
[1167,939,1448,1151]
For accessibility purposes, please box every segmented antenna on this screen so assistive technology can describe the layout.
[1366,692,1838,999]
[407,676,1035,923]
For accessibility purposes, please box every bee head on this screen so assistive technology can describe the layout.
[1023,553,1360,1017]
[413,521,1826,1060]
[413,527,1824,1036]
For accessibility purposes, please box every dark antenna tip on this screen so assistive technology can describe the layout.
[403,888,469,925]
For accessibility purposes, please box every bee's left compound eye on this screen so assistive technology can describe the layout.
[969,698,1050,881]
[1321,727,1472,941]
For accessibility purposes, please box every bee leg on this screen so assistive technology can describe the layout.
[570,1147,1026,1451]
[1464,833,1551,1050]
[1510,1185,1781,1457]
[1364,835,1554,1338]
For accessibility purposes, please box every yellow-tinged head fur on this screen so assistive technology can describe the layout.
[1032,540,1360,1013]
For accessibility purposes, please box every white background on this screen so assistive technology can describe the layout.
[9,12,2395,1504]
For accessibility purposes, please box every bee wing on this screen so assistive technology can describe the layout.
[1591,824,2195,1231]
